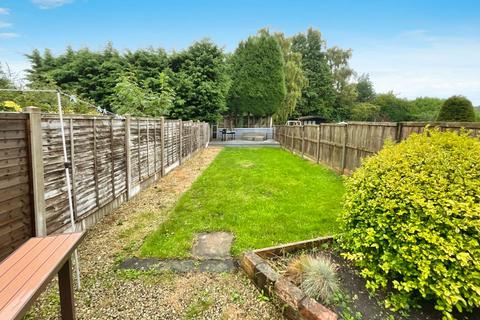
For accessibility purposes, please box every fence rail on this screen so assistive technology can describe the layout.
[275,122,480,174]
[0,109,209,260]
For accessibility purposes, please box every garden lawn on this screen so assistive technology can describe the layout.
[141,147,344,258]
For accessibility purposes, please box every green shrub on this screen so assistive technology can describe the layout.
[340,129,480,319]
[437,95,476,122]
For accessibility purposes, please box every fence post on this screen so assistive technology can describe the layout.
[92,117,99,207]
[316,125,321,164]
[341,123,348,174]
[160,117,165,177]
[179,120,183,165]
[69,118,78,216]
[301,125,305,158]
[25,107,47,236]
[110,118,115,198]
[188,121,192,153]
[154,120,157,174]
[395,122,403,142]
[205,123,209,147]
[137,119,141,182]
[125,115,132,199]
[289,127,293,151]
[146,119,150,176]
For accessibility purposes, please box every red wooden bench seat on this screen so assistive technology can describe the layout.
[0,232,85,320]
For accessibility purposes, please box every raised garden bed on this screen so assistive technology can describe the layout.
[241,237,478,320]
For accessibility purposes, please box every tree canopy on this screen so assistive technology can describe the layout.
[291,28,336,119]
[25,41,229,122]
[356,74,375,103]
[169,40,230,122]
[273,32,307,124]
[16,27,475,123]
[228,30,286,117]
[437,95,476,122]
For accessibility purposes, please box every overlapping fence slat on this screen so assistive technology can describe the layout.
[275,121,480,174]
[0,113,33,261]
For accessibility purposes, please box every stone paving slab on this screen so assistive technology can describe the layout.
[192,232,234,259]
[119,257,236,273]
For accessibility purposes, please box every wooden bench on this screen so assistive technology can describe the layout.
[0,232,85,320]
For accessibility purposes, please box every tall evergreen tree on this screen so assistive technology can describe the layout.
[291,28,335,119]
[169,40,230,122]
[437,95,476,122]
[273,32,307,124]
[327,47,357,120]
[228,29,286,117]
[356,74,375,102]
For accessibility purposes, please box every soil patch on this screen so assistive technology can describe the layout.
[265,242,479,320]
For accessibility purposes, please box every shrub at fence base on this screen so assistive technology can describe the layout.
[340,129,480,319]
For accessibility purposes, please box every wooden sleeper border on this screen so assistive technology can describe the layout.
[240,236,338,320]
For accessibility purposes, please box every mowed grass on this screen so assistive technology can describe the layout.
[141,147,345,258]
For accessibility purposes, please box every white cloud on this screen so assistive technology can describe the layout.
[0,21,12,28]
[350,30,480,105]
[0,8,10,15]
[0,32,19,39]
[31,0,74,9]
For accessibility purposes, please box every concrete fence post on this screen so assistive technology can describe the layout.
[160,117,165,177]
[25,107,47,236]
[125,115,132,199]
[179,120,183,165]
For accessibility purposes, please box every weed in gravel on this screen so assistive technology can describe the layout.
[116,268,175,285]
[230,290,245,304]
[185,290,214,319]
[256,290,271,302]
[24,290,60,320]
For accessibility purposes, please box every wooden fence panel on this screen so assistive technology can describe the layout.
[164,120,180,169]
[38,114,208,234]
[72,118,98,221]
[182,121,192,158]
[0,113,33,261]
[344,122,397,172]
[112,119,127,197]
[275,121,480,174]
[399,122,480,140]
[0,112,208,251]
[303,125,317,160]
[41,116,73,233]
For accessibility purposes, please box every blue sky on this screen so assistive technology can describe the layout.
[0,0,479,104]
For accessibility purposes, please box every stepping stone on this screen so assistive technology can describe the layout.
[192,232,234,259]
[199,259,236,273]
[118,232,236,274]
[118,257,236,273]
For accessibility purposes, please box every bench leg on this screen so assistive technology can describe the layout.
[58,258,76,320]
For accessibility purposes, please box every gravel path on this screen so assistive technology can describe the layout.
[27,148,283,320]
